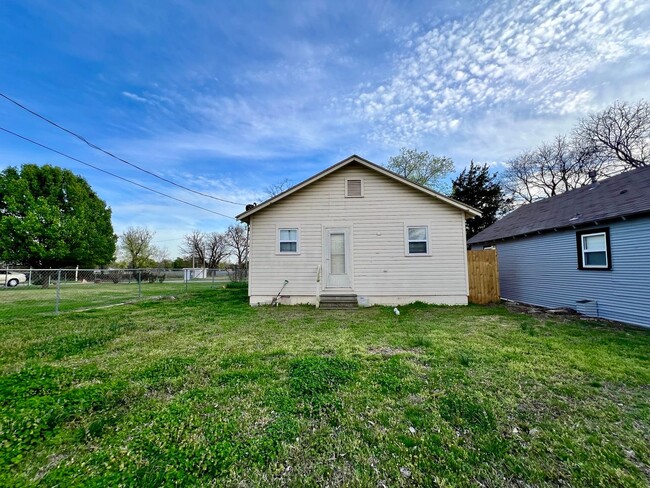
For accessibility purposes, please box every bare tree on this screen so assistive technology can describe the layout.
[386,147,455,192]
[180,230,229,269]
[205,232,229,269]
[265,178,293,198]
[503,135,605,204]
[575,99,649,169]
[154,247,170,267]
[119,226,157,268]
[225,224,249,267]
[179,230,206,266]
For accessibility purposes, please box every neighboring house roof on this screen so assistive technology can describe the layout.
[237,154,481,222]
[468,165,650,245]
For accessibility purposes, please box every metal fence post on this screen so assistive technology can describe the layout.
[55,269,61,314]
[138,271,142,298]
[212,270,215,288]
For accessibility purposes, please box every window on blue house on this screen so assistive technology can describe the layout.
[576,228,611,270]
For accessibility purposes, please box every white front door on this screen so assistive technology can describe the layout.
[324,228,351,289]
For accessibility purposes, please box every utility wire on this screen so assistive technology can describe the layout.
[0,127,236,220]
[0,92,246,206]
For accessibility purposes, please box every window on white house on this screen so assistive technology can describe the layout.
[345,178,363,197]
[278,228,299,253]
[407,226,428,255]
[577,228,610,270]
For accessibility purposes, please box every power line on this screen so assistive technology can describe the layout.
[0,92,246,206]
[0,126,237,220]
[153,237,185,243]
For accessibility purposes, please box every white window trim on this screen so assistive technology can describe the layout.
[581,231,608,269]
[404,224,430,256]
[277,226,300,255]
[345,178,364,198]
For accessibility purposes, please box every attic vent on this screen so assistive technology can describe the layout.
[346,178,363,198]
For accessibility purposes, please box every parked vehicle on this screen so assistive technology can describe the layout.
[1,271,27,287]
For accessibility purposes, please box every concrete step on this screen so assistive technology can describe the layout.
[319,294,358,309]
[319,302,358,310]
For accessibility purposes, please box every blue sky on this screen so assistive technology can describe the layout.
[1,0,649,258]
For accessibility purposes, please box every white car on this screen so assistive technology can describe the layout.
[1,271,27,287]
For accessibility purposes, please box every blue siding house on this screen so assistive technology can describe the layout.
[468,166,650,328]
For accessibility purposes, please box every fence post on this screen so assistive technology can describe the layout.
[212,269,215,288]
[185,269,188,293]
[138,271,142,298]
[55,269,61,314]
[29,267,32,287]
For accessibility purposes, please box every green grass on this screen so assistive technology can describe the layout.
[1,284,649,486]
[0,279,228,318]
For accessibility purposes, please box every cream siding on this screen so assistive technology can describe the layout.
[247,163,469,305]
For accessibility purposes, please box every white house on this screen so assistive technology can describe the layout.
[236,155,481,307]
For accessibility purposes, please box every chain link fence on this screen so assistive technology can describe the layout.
[0,267,247,320]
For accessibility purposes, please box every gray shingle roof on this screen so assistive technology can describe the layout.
[468,165,650,245]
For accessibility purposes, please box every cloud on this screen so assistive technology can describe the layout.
[121,91,149,103]
[350,0,650,145]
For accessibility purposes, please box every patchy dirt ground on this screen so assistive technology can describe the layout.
[501,300,643,330]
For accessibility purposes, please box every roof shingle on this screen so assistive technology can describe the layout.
[468,165,650,244]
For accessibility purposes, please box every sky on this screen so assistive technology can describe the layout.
[1,0,649,258]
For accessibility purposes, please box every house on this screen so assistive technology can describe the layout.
[468,166,650,328]
[236,155,481,307]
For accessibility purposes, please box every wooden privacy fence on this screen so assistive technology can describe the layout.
[467,249,500,304]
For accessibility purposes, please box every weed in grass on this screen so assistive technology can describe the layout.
[406,335,433,349]
[404,405,429,429]
[136,357,195,384]
[28,333,112,359]
[26,320,136,360]
[0,364,128,467]
[289,356,358,416]
[216,368,273,386]
[264,387,297,414]
[438,392,497,433]
[519,318,543,336]
[458,351,473,367]
[289,356,358,397]
[373,355,421,395]
[247,414,300,465]
[219,353,255,369]
[398,433,419,449]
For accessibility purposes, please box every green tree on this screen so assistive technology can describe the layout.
[452,161,510,239]
[119,226,157,269]
[387,148,455,192]
[172,256,191,269]
[0,164,116,267]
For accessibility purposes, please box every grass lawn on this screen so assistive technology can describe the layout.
[0,279,228,318]
[1,284,649,487]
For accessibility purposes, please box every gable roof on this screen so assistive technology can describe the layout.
[237,154,481,222]
[468,165,650,245]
